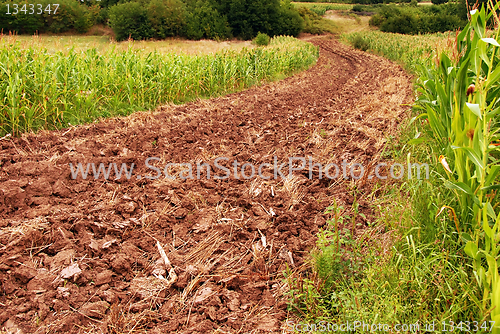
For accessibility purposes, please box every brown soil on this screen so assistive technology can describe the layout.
[0,36,412,333]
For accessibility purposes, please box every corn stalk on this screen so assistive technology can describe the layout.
[416,4,500,326]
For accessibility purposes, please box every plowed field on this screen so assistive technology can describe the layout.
[0,36,412,333]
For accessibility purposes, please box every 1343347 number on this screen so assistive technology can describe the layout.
[5,3,59,14]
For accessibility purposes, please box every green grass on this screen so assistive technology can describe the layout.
[0,36,318,135]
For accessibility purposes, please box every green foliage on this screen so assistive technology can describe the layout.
[368,13,384,26]
[98,0,120,9]
[287,166,482,324]
[184,0,231,40]
[272,1,304,37]
[297,6,337,34]
[253,32,270,46]
[148,0,186,39]
[352,35,369,51]
[0,0,44,34]
[369,4,467,34]
[0,36,318,135]
[108,2,152,41]
[342,30,446,71]
[313,203,368,291]
[217,0,304,40]
[47,0,95,33]
[415,7,500,323]
[352,4,364,11]
[292,2,354,13]
[0,0,95,34]
[1,0,307,40]
[105,0,303,41]
[351,0,385,6]
[343,4,500,328]
[95,7,108,24]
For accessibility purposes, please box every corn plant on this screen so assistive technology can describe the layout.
[415,5,500,326]
[342,30,450,72]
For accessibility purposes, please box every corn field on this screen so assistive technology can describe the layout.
[346,6,500,328]
[342,30,454,71]
[417,7,500,327]
[0,36,319,135]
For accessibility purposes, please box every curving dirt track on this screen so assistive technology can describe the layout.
[0,36,412,333]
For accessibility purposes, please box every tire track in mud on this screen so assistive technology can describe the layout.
[0,37,413,333]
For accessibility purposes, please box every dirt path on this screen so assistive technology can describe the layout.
[0,36,412,333]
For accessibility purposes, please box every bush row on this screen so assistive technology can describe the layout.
[0,0,304,41]
[0,0,98,34]
[107,0,231,41]
[115,0,304,41]
[369,4,467,34]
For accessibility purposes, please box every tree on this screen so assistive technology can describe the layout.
[148,0,186,38]
[214,0,303,39]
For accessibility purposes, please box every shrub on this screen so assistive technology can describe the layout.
[108,2,152,41]
[46,0,95,33]
[369,13,384,26]
[371,4,466,34]
[0,0,45,34]
[380,12,419,34]
[352,35,369,51]
[253,32,270,46]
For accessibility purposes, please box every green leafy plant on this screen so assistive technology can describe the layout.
[312,200,368,291]
[253,32,271,46]
[352,35,369,51]
[415,4,500,326]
